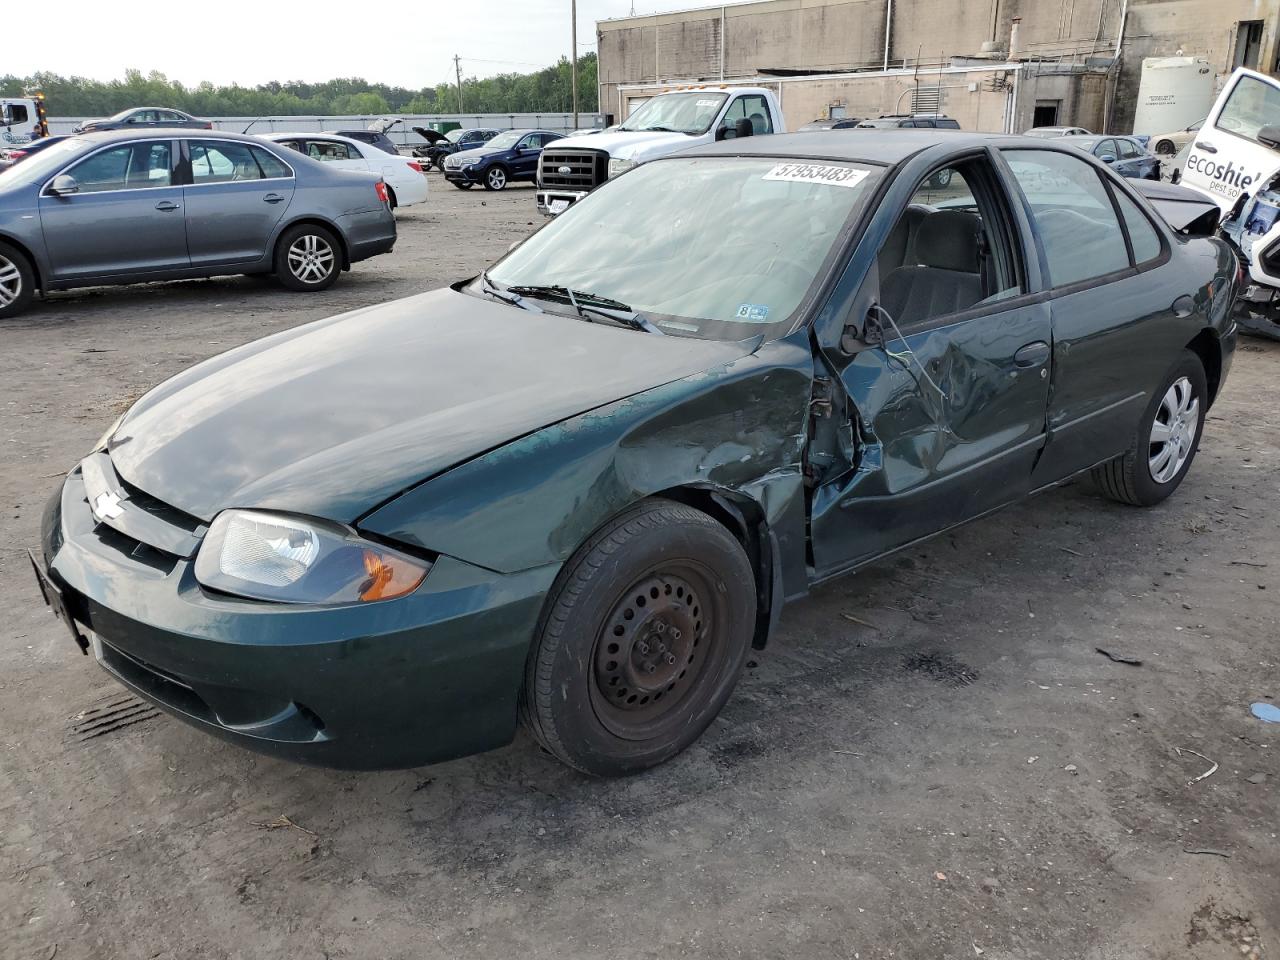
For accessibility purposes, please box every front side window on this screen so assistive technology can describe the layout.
[5,104,29,125]
[488,156,878,339]
[1004,149,1130,287]
[1117,138,1141,159]
[486,131,523,150]
[1095,139,1117,160]
[189,141,266,183]
[66,141,173,192]
[1215,73,1280,147]
[619,92,728,135]
[723,95,774,135]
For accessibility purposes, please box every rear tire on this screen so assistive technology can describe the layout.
[521,498,756,776]
[273,224,341,292]
[1156,139,1176,156]
[386,186,398,210]
[1090,350,1208,507]
[0,241,35,319]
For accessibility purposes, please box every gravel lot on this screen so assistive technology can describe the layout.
[2,174,1277,960]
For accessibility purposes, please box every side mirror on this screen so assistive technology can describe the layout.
[49,174,80,196]
[1258,125,1280,149]
[1098,154,1117,164]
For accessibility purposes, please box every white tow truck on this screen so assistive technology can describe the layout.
[535,86,786,215]
[1,92,50,147]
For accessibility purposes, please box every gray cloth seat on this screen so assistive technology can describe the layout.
[880,209,984,322]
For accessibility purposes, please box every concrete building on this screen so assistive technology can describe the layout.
[597,0,1280,133]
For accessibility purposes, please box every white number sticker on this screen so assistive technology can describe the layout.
[696,99,720,107]
[763,163,870,188]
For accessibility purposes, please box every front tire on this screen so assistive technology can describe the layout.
[0,241,35,319]
[484,165,509,191]
[1156,139,1176,156]
[521,498,756,776]
[1090,350,1208,506]
[452,181,473,190]
[273,224,341,292]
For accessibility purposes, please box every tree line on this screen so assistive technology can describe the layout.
[0,55,598,118]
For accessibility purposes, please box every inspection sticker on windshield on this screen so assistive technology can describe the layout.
[696,99,721,107]
[763,162,869,188]
[735,303,770,322]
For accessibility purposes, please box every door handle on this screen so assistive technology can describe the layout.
[263,193,285,204]
[155,200,180,212]
[1193,141,1217,153]
[1172,294,1196,318]
[1014,341,1051,368]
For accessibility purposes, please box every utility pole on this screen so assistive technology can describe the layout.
[570,0,580,130]
[454,55,464,114]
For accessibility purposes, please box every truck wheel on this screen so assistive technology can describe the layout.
[0,242,35,319]
[274,224,341,292]
[1090,350,1207,507]
[521,498,756,776]
[484,166,509,191]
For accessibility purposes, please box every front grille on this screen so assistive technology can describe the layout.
[79,451,205,562]
[539,148,607,190]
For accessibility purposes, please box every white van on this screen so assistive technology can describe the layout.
[1177,68,1280,337]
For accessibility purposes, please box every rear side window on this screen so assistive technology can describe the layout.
[1113,190,1162,264]
[306,140,354,161]
[1004,149,1130,287]
[252,146,292,179]
[67,141,173,192]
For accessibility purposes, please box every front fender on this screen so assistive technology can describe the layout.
[359,331,815,594]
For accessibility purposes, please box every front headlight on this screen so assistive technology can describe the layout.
[194,510,431,604]
[608,158,638,179]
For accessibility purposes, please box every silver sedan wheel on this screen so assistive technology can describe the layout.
[0,254,22,307]
[286,234,335,285]
[487,167,507,190]
[1148,376,1199,484]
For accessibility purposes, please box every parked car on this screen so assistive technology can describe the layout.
[1025,125,1092,137]
[857,114,961,129]
[0,134,70,172]
[0,130,395,318]
[30,131,1237,776]
[1060,134,1161,180]
[444,128,560,191]
[263,132,427,210]
[799,118,864,131]
[1150,119,1203,156]
[72,108,212,134]
[327,118,404,156]
[414,127,500,171]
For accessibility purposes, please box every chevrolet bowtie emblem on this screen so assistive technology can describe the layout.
[92,490,125,521]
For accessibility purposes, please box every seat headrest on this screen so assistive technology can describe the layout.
[916,210,981,273]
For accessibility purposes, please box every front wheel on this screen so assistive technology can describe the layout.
[452,181,473,190]
[483,166,509,191]
[1090,350,1208,506]
[274,224,341,292]
[521,498,756,776]
[1156,139,1176,156]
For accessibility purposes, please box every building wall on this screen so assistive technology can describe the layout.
[598,0,1280,132]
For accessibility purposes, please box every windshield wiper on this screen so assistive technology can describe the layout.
[479,272,541,312]
[506,285,663,334]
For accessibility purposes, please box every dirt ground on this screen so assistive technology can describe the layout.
[1,174,1277,960]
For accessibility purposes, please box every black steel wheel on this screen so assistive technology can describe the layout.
[522,498,756,776]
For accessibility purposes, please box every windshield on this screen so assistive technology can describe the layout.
[445,128,467,143]
[106,109,136,122]
[487,156,879,340]
[620,93,728,135]
[0,137,85,182]
[1215,74,1280,149]
[486,131,522,149]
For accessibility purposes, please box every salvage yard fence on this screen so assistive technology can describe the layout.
[45,114,608,150]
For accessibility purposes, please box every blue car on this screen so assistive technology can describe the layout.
[443,129,561,191]
[1060,134,1161,181]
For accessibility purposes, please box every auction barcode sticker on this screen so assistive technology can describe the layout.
[763,163,870,188]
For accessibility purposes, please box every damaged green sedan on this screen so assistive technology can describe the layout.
[32,132,1238,775]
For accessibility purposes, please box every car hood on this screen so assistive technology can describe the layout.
[108,287,753,524]
[413,127,449,144]
[452,143,510,162]
[543,129,697,162]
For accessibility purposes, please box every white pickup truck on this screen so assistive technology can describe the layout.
[536,87,785,215]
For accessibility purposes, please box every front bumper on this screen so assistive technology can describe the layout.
[443,165,483,184]
[536,189,588,216]
[34,464,557,769]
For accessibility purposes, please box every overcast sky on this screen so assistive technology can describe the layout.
[8,0,687,89]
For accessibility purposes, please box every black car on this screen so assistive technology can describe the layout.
[328,123,402,156]
[443,129,560,191]
[73,108,212,134]
[798,118,864,131]
[0,135,71,172]
[414,127,500,171]
[31,131,1236,776]
[857,115,962,129]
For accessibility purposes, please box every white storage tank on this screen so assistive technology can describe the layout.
[1132,56,1215,135]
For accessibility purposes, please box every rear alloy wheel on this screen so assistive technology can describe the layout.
[522,498,756,776]
[274,224,341,292]
[484,166,508,191]
[1090,350,1208,506]
[1156,139,1176,156]
[0,242,35,319]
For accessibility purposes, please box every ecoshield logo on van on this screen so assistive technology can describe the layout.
[1185,151,1264,200]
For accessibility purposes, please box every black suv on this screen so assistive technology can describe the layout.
[443,129,559,191]
[856,115,961,129]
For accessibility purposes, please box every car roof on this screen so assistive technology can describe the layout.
[71,128,265,145]
[679,129,1025,165]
